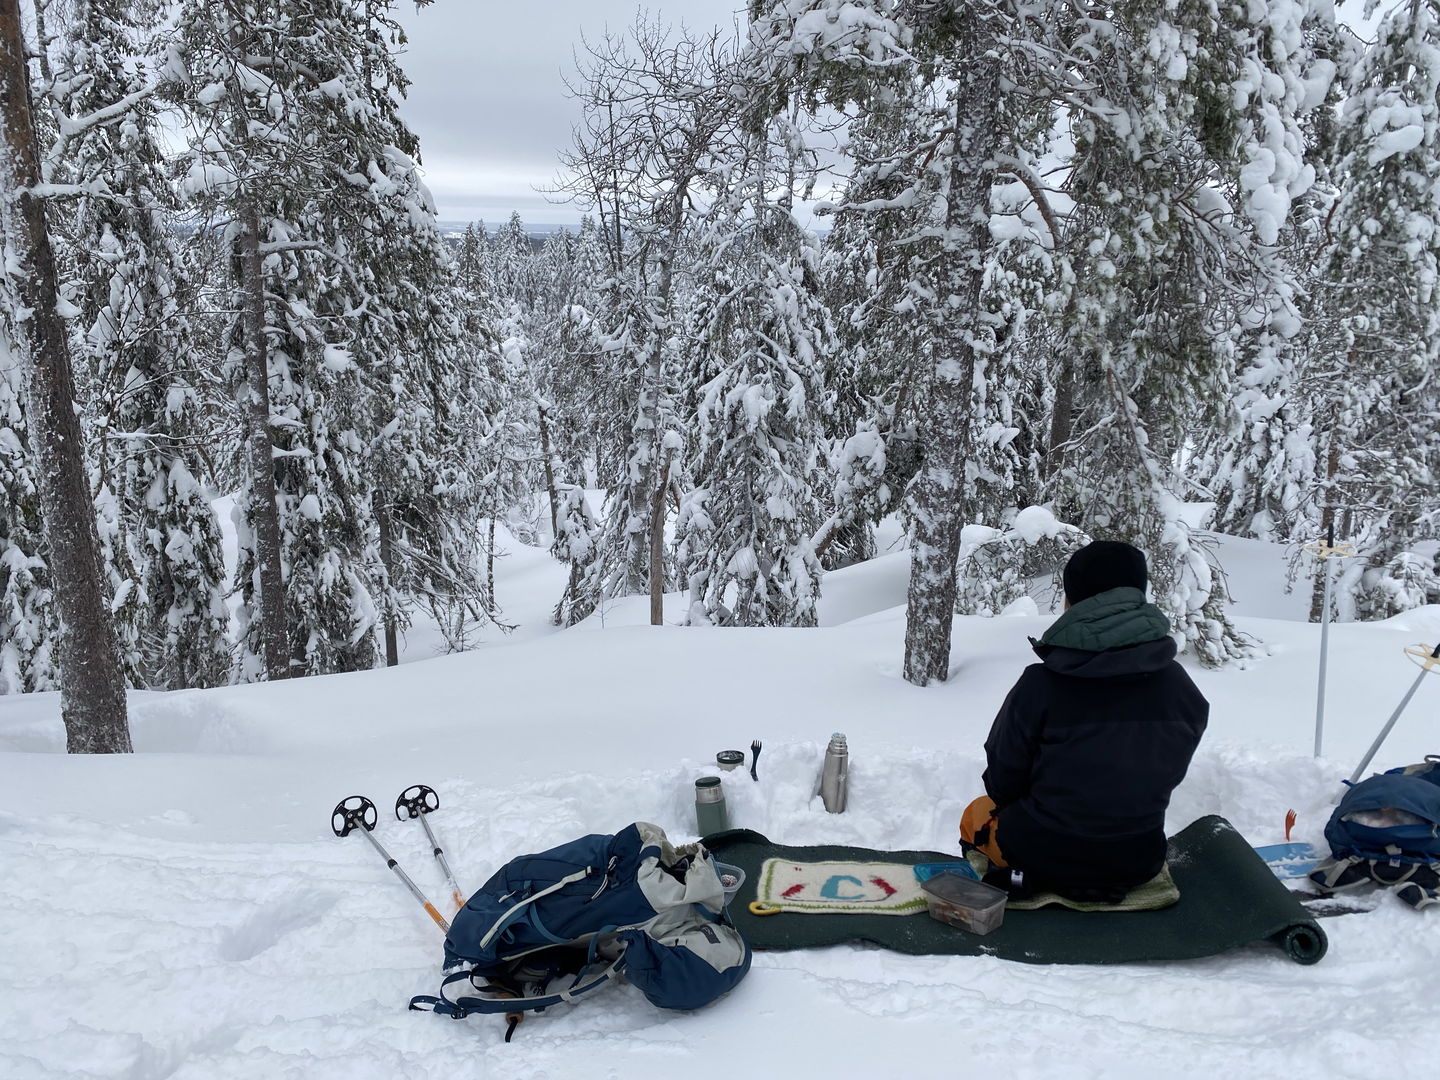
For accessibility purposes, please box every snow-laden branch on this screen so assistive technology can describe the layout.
[994,154,1063,249]
[241,54,323,86]
[47,83,159,170]
[21,181,127,203]
[258,240,331,255]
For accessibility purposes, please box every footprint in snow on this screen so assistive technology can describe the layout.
[217,890,340,962]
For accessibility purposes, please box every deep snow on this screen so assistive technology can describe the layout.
[3,528,1439,1079]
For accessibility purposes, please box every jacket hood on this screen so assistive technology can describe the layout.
[1029,587,1176,676]
[1032,636,1179,678]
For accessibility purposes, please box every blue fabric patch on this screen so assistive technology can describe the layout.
[617,927,751,1011]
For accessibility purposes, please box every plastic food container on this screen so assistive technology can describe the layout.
[912,861,980,884]
[714,862,746,906]
[919,870,1007,935]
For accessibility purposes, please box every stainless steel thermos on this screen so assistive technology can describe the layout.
[694,776,729,835]
[819,732,849,813]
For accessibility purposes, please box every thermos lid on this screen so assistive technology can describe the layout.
[695,776,722,789]
[716,750,745,769]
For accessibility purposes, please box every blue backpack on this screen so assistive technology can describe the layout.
[1309,757,1440,909]
[410,822,751,1036]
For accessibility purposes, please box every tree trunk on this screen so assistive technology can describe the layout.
[650,452,671,626]
[374,489,399,666]
[0,2,131,752]
[237,201,291,680]
[537,402,559,539]
[1046,357,1074,481]
[902,32,1000,687]
[487,515,497,604]
[630,199,684,612]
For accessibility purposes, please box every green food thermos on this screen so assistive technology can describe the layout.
[694,776,729,836]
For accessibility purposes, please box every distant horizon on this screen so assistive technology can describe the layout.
[433,219,576,234]
[432,218,831,238]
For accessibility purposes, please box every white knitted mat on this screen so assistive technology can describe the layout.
[755,858,927,915]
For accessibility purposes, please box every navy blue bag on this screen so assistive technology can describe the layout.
[410,822,751,1029]
[1310,758,1440,909]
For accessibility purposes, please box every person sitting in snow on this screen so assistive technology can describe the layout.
[960,540,1209,902]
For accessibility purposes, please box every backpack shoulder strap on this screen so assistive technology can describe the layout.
[473,865,599,952]
[410,957,625,1019]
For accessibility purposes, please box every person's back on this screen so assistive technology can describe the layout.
[964,542,1208,898]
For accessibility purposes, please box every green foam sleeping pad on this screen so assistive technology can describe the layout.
[705,815,1327,966]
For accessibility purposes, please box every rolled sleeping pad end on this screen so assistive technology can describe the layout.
[1274,922,1328,965]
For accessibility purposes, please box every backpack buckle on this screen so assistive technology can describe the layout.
[589,857,618,901]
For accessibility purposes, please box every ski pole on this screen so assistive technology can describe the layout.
[332,795,451,933]
[1347,643,1440,785]
[396,784,466,913]
[1305,526,1354,758]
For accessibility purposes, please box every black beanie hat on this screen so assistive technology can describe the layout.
[1063,540,1148,604]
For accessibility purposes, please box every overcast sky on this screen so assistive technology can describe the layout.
[391,1,1385,228]
[392,2,745,226]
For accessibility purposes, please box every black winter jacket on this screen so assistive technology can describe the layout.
[982,588,1209,890]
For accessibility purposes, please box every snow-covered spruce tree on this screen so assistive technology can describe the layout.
[884,28,1000,683]
[816,68,1048,589]
[45,0,231,689]
[444,214,513,630]
[676,172,834,627]
[955,506,1089,617]
[535,217,616,487]
[1192,277,1315,546]
[1191,9,1350,546]
[0,325,56,695]
[745,1,1007,683]
[1307,0,1440,620]
[1038,0,1316,664]
[481,216,550,552]
[551,482,601,626]
[174,5,289,679]
[812,101,937,570]
[525,224,596,526]
[491,212,536,312]
[590,282,683,621]
[180,0,476,678]
[516,220,618,599]
[364,184,502,661]
[947,130,1065,611]
[0,3,130,750]
[485,318,543,551]
[557,21,742,624]
[454,221,494,320]
[966,131,1057,529]
[329,4,505,661]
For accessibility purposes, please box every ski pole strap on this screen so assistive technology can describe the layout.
[409,958,625,1018]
